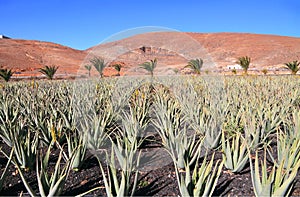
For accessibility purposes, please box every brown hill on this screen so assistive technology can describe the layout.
[86,32,300,75]
[1,32,300,78]
[0,38,86,78]
[188,32,300,70]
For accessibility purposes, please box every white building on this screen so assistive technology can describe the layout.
[227,64,243,70]
[0,35,10,39]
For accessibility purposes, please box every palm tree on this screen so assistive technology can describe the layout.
[0,68,13,82]
[39,65,59,80]
[139,58,157,77]
[90,57,107,78]
[113,64,122,76]
[84,65,92,77]
[185,58,203,75]
[236,56,251,74]
[285,60,300,75]
[232,68,237,75]
[261,68,268,75]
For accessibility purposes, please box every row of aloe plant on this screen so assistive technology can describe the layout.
[0,75,300,196]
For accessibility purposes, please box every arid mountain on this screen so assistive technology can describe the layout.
[1,32,300,78]
[0,38,86,78]
[188,32,300,70]
[87,32,300,75]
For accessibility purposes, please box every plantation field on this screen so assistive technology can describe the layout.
[1,75,300,196]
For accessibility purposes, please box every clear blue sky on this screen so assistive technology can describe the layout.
[1,0,299,50]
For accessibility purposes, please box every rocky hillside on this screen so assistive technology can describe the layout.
[0,38,86,77]
[87,32,300,75]
[1,32,300,78]
[188,32,300,69]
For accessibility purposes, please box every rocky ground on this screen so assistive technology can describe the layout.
[1,136,300,197]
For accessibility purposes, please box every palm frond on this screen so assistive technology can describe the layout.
[0,68,14,82]
[39,65,59,80]
[185,58,203,74]
[139,58,157,77]
[84,65,92,71]
[285,60,300,75]
[236,56,251,73]
[113,64,122,72]
[84,65,92,76]
[90,57,107,78]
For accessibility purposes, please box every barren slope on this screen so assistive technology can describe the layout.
[188,32,300,68]
[86,32,300,75]
[0,39,86,77]
[1,32,300,78]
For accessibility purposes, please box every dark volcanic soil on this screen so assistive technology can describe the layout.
[1,137,300,197]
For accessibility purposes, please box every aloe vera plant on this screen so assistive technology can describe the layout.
[16,143,75,197]
[221,132,248,173]
[176,78,225,149]
[59,105,87,171]
[37,147,74,196]
[0,147,14,192]
[0,94,21,147]
[85,110,114,152]
[153,88,211,195]
[267,131,300,170]
[118,110,146,148]
[0,96,38,169]
[180,153,224,197]
[128,83,153,129]
[243,115,271,150]
[242,95,283,150]
[96,135,141,197]
[28,100,53,146]
[250,150,300,197]
[202,111,223,150]
[287,110,300,139]
[159,125,202,172]
[2,73,300,196]
[65,130,87,171]
[30,103,64,147]
[223,107,244,136]
[12,126,39,170]
[152,88,183,154]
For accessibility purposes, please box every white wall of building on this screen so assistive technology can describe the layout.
[227,64,243,70]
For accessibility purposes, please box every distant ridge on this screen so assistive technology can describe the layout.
[0,32,300,77]
[0,38,86,77]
